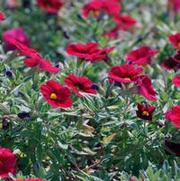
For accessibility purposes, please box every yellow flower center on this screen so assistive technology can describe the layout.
[142,111,149,117]
[50,93,57,100]
[177,41,180,49]
[93,10,101,18]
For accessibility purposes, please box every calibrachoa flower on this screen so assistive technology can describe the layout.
[172,76,180,87]
[40,80,72,108]
[0,147,16,179]
[66,42,113,62]
[168,0,180,12]
[136,75,157,101]
[0,11,6,22]
[3,28,30,50]
[5,38,60,73]
[126,46,158,65]
[136,103,156,121]
[174,50,180,63]
[82,0,121,19]
[165,105,180,128]
[161,56,180,70]
[65,74,97,97]
[165,139,180,156]
[104,15,136,38]
[169,32,180,49]
[37,0,64,14]
[108,64,143,84]
[113,15,136,31]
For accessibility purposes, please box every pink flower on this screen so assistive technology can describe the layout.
[3,28,30,50]
[172,76,180,87]
[0,11,6,22]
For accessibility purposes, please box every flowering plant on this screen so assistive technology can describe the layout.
[0,0,179,180]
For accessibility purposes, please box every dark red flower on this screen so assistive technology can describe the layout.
[126,46,158,65]
[165,139,180,156]
[82,0,121,19]
[165,105,180,128]
[136,75,157,101]
[66,42,113,62]
[172,76,180,87]
[168,0,180,12]
[37,0,64,14]
[40,80,72,108]
[5,38,60,73]
[136,103,156,121]
[161,56,180,70]
[108,64,143,84]
[65,74,97,97]
[174,50,180,63]
[3,28,30,50]
[0,11,6,22]
[169,32,180,49]
[0,147,16,179]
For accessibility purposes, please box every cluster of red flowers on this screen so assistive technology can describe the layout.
[82,0,136,38]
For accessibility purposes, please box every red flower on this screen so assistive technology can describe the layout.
[65,74,97,97]
[108,64,143,84]
[136,103,156,121]
[165,105,180,128]
[40,80,72,108]
[165,139,180,156]
[0,147,16,179]
[82,0,121,19]
[172,76,180,87]
[104,15,136,38]
[5,38,60,73]
[169,32,180,49]
[37,0,64,14]
[113,15,136,31]
[126,46,158,65]
[66,42,113,62]
[0,11,6,22]
[136,75,157,101]
[161,56,180,70]
[174,50,180,63]
[3,28,30,50]
[168,0,180,12]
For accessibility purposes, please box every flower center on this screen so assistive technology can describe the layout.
[50,93,57,100]
[142,111,149,116]
[93,10,101,18]
[177,41,180,49]
[123,77,131,81]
